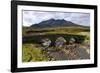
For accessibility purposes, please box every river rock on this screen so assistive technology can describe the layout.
[55,37,66,49]
[69,37,76,44]
[41,38,51,50]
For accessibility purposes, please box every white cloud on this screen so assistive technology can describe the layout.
[23,10,90,27]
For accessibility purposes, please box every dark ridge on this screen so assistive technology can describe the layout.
[30,19,88,28]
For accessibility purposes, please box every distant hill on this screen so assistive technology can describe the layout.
[30,19,89,28]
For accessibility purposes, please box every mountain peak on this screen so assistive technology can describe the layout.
[31,19,82,28]
[49,18,55,21]
[49,19,66,21]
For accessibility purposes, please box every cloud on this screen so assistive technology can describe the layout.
[23,10,90,27]
[65,13,90,26]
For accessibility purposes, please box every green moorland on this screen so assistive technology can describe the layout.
[22,26,90,62]
[22,44,49,62]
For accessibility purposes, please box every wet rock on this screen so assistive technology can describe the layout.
[69,37,76,44]
[66,37,76,50]
[55,37,67,49]
[41,38,51,51]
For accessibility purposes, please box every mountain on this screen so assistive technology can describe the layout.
[31,19,87,28]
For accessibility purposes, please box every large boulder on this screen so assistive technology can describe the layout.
[66,37,76,49]
[55,37,67,49]
[41,38,51,49]
[69,37,76,44]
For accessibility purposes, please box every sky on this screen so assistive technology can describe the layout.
[23,10,90,27]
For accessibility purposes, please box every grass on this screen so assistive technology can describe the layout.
[23,27,89,43]
[23,27,89,36]
[22,26,90,62]
[22,44,49,62]
[77,32,90,44]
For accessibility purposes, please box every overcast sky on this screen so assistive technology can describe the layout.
[23,10,90,27]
